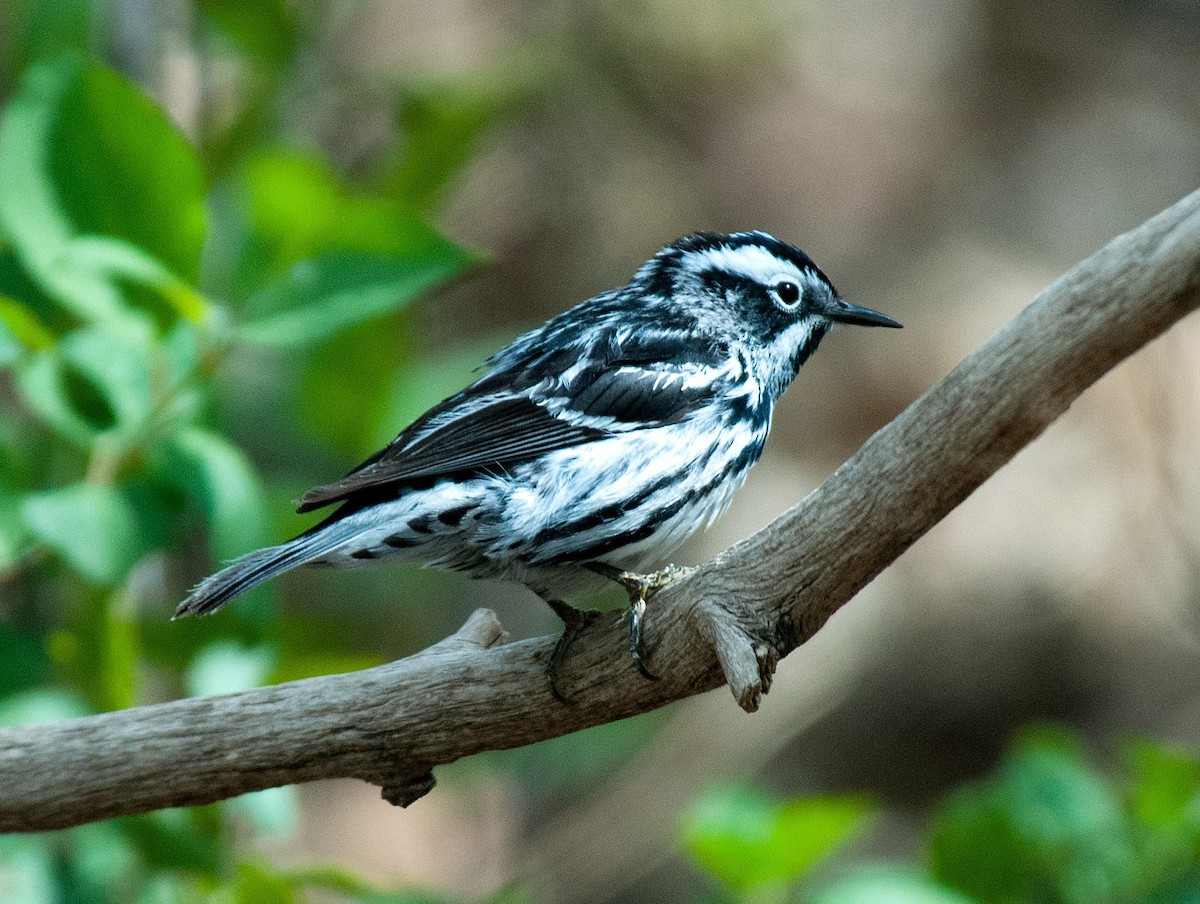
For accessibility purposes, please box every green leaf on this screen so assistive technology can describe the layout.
[1122,739,1200,896]
[239,147,480,283]
[13,348,101,448]
[680,786,873,893]
[242,149,343,272]
[809,867,983,904]
[0,623,53,696]
[115,809,223,877]
[929,728,1137,904]
[15,0,94,71]
[0,56,205,318]
[198,0,298,65]
[284,865,380,898]
[0,248,63,340]
[0,56,120,320]
[0,296,56,357]
[0,493,32,570]
[13,324,153,448]
[234,149,477,348]
[239,249,471,347]
[1126,739,1200,832]
[234,862,299,904]
[0,314,20,367]
[161,317,205,385]
[387,85,504,212]
[48,62,206,281]
[68,236,210,323]
[286,864,468,904]
[60,326,153,429]
[382,53,543,211]
[163,428,268,561]
[22,482,142,584]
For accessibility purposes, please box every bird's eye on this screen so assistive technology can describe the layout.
[772,280,801,309]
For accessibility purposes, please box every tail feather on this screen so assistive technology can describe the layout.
[173,520,363,619]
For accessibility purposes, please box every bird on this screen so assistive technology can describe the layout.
[174,231,901,695]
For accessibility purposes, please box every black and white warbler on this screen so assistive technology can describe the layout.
[175,231,901,691]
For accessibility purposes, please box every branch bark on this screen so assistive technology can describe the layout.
[4,189,1200,833]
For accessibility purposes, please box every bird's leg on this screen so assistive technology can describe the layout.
[543,597,603,702]
[586,562,697,681]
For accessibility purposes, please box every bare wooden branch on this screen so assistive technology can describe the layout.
[3,189,1200,833]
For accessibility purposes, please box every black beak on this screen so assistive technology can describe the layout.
[826,298,903,329]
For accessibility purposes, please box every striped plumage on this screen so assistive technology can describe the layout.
[175,232,901,661]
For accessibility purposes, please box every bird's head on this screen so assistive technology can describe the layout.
[636,231,901,396]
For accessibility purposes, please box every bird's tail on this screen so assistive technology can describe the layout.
[173,518,362,619]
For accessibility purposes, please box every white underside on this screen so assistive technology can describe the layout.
[312,409,762,598]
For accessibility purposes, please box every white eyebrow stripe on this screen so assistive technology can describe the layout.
[681,245,805,285]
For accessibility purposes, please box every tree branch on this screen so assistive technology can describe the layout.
[4,189,1200,833]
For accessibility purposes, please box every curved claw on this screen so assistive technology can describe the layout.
[628,596,660,682]
[588,562,697,682]
[544,599,602,702]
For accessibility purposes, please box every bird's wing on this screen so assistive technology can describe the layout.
[555,360,716,426]
[296,395,601,512]
[296,332,727,513]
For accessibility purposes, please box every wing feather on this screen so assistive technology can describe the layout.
[296,396,602,512]
[296,330,729,514]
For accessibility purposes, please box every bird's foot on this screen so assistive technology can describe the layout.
[587,562,697,681]
[544,598,603,702]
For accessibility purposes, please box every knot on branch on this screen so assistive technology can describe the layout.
[423,608,510,656]
[688,589,784,713]
[378,770,437,808]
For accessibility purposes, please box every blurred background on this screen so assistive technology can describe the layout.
[3,0,1200,902]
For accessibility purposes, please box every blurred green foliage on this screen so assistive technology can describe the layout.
[0,0,521,900]
[680,729,1200,904]
[681,785,874,897]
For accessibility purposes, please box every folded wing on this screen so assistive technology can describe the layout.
[297,334,726,514]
